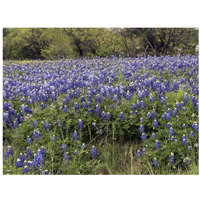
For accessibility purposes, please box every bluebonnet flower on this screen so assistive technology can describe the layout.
[27,161,33,168]
[152,109,157,118]
[153,158,158,167]
[40,103,46,110]
[161,97,165,105]
[173,108,177,116]
[82,101,86,108]
[5,146,13,160]
[101,111,107,122]
[119,112,125,121]
[74,102,79,111]
[188,146,192,151]
[175,102,180,109]
[43,170,50,175]
[33,120,38,128]
[81,96,85,102]
[78,119,83,130]
[136,150,142,157]
[182,135,187,146]
[182,124,186,128]
[73,130,78,141]
[155,140,160,149]
[33,150,44,169]
[167,122,171,129]
[147,112,151,119]
[19,153,25,163]
[170,136,175,141]
[189,131,195,137]
[184,93,189,103]
[153,120,159,128]
[141,133,147,140]
[95,104,101,115]
[169,127,174,136]
[180,101,184,107]
[25,147,32,158]
[132,104,137,110]
[170,153,175,165]
[81,143,86,149]
[23,166,30,174]
[192,122,198,132]
[7,170,11,175]
[183,157,190,165]
[27,136,32,145]
[140,101,146,109]
[151,133,156,138]
[95,94,101,103]
[44,122,50,130]
[61,144,67,151]
[62,106,68,113]
[73,150,77,155]
[165,113,171,121]
[51,135,56,141]
[64,152,70,161]
[32,130,42,140]
[106,112,111,120]
[110,105,114,109]
[142,148,146,152]
[15,158,23,168]
[182,107,187,112]
[114,95,118,102]
[91,146,97,159]
[140,118,144,123]
[40,146,46,158]
[139,125,144,133]
[133,110,138,114]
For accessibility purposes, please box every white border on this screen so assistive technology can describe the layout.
[0,0,200,200]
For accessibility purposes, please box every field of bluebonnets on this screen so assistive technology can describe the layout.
[3,55,199,175]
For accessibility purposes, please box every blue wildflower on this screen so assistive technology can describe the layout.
[141,133,147,140]
[189,131,195,137]
[153,120,159,128]
[91,146,98,159]
[27,136,32,145]
[151,133,156,138]
[61,144,67,151]
[136,150,142,157]
[188,146,192,151]
[23,166,30,174]
[153,158,158,167]
[170,153,175,165]
[147,112,151,119]
[15,158,23,168]
[43,170,50,175]
[182,135,187,146]
[25,147,32,158]
[139,125,144,133]
[119,112,125,121]
[155,140,160,149]
[78,119,83,130]
[51,135,56,141]
[73,130,78,141]
[64,152,70,161]
[5,146,13,160]
[169,127,174,136]
[40,146,46,158]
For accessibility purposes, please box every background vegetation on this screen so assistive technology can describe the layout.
[3,28,198,60]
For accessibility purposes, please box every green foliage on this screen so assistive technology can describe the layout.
[3,28,198,60]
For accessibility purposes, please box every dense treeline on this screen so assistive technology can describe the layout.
[3,28,198,60]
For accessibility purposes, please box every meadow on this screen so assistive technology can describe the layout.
[3,55,199,175]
